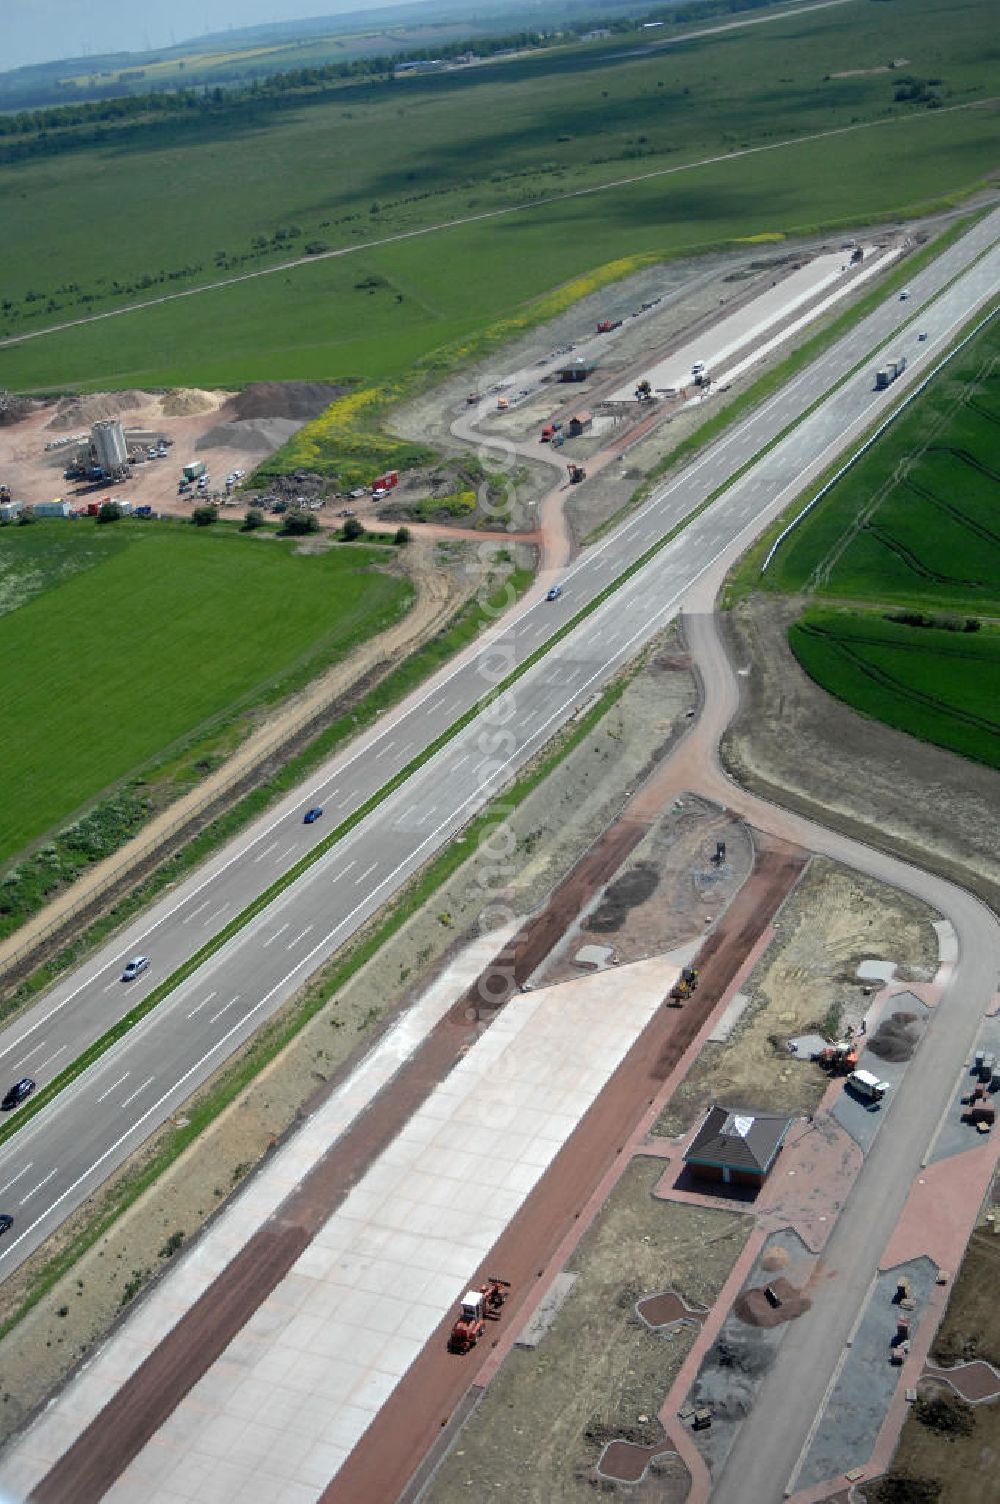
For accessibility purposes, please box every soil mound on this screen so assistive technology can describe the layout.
[637,1290,706,1328]
[160,388,221,417]
[867,1011,921,1062]
[224,382,347,422]
[196,417,301,454]
[733,1278,811,1328]
[586,861,661,934]
[761,1247,790,1272]
[45,390,152,430]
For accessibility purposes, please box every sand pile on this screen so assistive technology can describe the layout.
[45,390,153,430]
[160,388,223,417]
[760,1247,790,1273]
[196,417,301,454]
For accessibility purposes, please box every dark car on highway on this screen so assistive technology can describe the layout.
[546,585,563,601]
[2,1078,35,1111]
[303,806,323,824]
[0,1215,12,1236]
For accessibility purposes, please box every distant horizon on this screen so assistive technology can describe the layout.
[4,0,440,74]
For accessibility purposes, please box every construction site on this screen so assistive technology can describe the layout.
[1,207,1000,1504]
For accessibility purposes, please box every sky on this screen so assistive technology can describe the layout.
[5,1,409,72]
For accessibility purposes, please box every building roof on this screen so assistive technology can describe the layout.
[683,1104,792,1175]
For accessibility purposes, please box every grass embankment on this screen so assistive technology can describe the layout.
[2,0,997,392]
[3,561,532,1000]
[0,645,634,1341]
[0,524,411,868]
[730,311,1000,763]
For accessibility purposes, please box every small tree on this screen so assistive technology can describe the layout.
[191,504,219,527]
[96,500,121,524]
[279,508,319,536]
[342,516,365,542]
[241,507,265,532]
[393,525,411,546]
[17,505,38,525]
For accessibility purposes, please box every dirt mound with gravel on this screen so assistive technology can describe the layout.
[734,1279,811,1327]
[45,390,153,430]
[761,1247,790,1272]
[867,1011,922,1062]
[160,388,221,417]
[585,861,661,934]
[223,382,348,422]
[196,417,302,454]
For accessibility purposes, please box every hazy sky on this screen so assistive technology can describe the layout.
[6,1,406,72]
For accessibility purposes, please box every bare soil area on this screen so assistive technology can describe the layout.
[534,794,750,984]
[0,631,696,1446]
[425,1158,750,1504]
[721,598,1000,915]
[0,381,341,521]
[655,858,940,1137]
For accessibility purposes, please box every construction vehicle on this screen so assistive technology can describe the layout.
[497,396,509,411]
[540,425,556,442]
[634,379,654,402]
[567,463,586,484]
[596,318,623,334]
[371,470,399,493]
[0,484,10,505]
[816,1041,858,1076]
[448,1277,511,1354]
[669,967,699,1004]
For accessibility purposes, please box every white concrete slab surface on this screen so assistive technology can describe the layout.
[1,950,677,1504]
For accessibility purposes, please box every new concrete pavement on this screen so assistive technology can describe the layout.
[0,207,997,1285]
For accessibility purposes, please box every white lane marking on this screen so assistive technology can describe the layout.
[424,806,437,821]
[103,980,120,994]
[182,899,211,924]
[276,844,299,863]
[203,905,230,928]
[451,754,469,771]
[210,996,242,1023]
[0,1165,32,1196]
[37,1046,66,1073]
[16,1040,48,1066]
[119,1077,154,1110]
[354,862,378,887]
[19,1169,57,1205]
[96,1073,130,1103]
[253,840,279,864]
[186,991,218,1019]
[397,742,413,758]
[374,741,395,761]
[331,860,355,882]
[262,924,289,948]
[287,926,314,949]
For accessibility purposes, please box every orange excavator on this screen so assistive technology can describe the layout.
[447,1277,511,1354]
[816,1040,858,1075]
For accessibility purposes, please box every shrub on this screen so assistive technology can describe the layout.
[279,508,319,536]
[240,507,265,531]
[96,500,121,524]
[191,504,219,526]
[342,516,364,541]
[393,525,411,546]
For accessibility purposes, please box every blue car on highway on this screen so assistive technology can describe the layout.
[303,807,323,824]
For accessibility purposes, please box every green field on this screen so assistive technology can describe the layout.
[756,314,1000,765]
[766,316,1000,612]
[789,610,1000,768]
[2,0,996,392]
[0,524,412,863]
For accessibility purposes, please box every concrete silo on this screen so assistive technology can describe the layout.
[91,419,129,478]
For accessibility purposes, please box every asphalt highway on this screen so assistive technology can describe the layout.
[0,207,997,1281]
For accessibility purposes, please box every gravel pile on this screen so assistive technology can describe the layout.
[196,417,301,454]
[867,1011,921,1062]
[224,381,347,422]
[160,388,220,416]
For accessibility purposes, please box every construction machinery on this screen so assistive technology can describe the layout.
[816,1040,858,1076]
[634,379,654,402]
[567,463,586,484]
[669,967,699,1004]
[447,1277,511,1354]
[596,318,623,333]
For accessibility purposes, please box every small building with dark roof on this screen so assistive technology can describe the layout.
[567,410,593,436]
[556,360,597,383]
[683,1104,792,1188]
